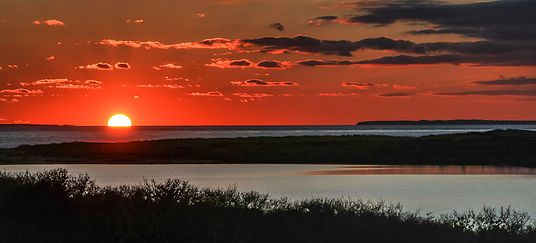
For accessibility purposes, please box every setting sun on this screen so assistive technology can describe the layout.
[107,114,132,127]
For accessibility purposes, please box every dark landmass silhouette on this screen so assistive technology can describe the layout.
[1,169,534,243]
[356,119,536,125]
[1,129,536,167]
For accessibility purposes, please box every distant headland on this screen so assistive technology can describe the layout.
[356,120,536,126]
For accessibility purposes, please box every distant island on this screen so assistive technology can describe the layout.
[357,120,536,126]
[2,129,536,167]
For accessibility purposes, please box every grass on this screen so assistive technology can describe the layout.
[1,169,535,243]
[1,129,536,167]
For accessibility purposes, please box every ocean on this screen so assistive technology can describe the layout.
[1,124,536,148]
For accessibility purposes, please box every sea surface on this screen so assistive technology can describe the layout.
[1,124,536,148]
[1,164,535,217]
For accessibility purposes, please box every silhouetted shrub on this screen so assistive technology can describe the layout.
[1,169,535,243]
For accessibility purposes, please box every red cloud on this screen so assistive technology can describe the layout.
[342,82,387,90]
[152,63,183,70]
[78,63,113,70]
[33,19,65,26]
[231,79,298,87]
[232,93,274,98]
[136,84,184,89]
[319,92,360,97]
[0,88,44,94]
[115,62,131,70]
[20,79,102,89]
[392,84,417,90]
[126,19,144,24]
[21,78,69,86]
[188,91,224,96]
[206,59,290,69]
[99,38,244,50]
[206,59,253,69]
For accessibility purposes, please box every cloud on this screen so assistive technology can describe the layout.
[308,16,339,26]
[164,76,189,82]
[126,19,144,24]
[205,59,253,69]
[354,53,536,66]
[152,63,183,70]
[378,92,412,97]
[255,60,289,69]
[319,92,360,97]
[78,62,113,70]
[233,93,274,98]
[54,84,101,89]
[0,98,19,103]
[342,82,386,90]
[269,23,284,31]
[99,38,244,50]
[187,91,224,96]
[434,89,536,97]
[206,59,289,69]
[298,60,356,67]
[393,84,417,90]
[473,76,536,86]
[244,32,535,66]
[231,79,298,87]
[33,19,65,26]
[45,56,55,61]
[244,36,441,56]
[136,84,184,89]
[115,62,131,70]
[0,88,44,94]
[345,0,536,42]
[20,79,102,89]
[20,78,69,86]
[196,13,207,18]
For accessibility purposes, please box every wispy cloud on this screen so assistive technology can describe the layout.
[33,19,65,26]
[99,38,244,50]
[231,79,298,87]
[152,63,183,70]
[187,91,224,96]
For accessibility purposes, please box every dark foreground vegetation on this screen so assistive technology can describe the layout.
[1,169,535,243]
[1,130,536,167]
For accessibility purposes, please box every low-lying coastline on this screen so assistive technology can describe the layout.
[1,169,534,243]
[356,120,536,125]
[1,129,535,167]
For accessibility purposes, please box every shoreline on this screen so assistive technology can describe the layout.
[1,129,536,167]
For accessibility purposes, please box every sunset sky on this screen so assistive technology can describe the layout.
[1,0,535,125]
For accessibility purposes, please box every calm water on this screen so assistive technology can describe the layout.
[2,124,536,148]
[1,164,535,217]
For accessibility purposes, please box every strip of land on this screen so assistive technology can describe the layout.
[356,119,536,125]
[1,129,535,167]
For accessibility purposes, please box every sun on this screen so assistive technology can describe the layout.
[107,114,132,127]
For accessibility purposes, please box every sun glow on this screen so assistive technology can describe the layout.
[107,114,132,127]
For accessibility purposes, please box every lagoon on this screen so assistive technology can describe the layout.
[1,164,535,217]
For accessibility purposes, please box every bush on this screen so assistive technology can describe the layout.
[1,169,535,243]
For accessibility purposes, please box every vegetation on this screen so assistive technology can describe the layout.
[0,169,534,243]
[1,130,536,167]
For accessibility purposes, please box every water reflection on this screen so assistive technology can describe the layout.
[305,165,536,175]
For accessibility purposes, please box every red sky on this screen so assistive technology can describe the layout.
[1,0,535,125]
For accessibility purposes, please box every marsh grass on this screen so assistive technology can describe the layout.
[1,169,535,243]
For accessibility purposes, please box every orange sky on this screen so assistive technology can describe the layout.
[1,0,535,125]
